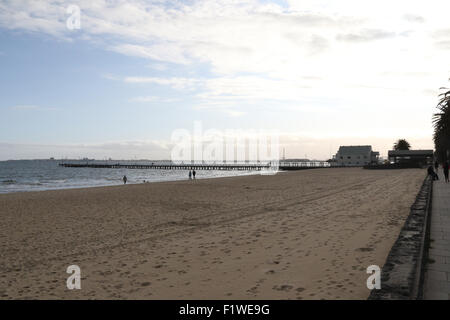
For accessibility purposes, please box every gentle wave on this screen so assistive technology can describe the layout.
[1,179,16,184]
[0,160,259,193]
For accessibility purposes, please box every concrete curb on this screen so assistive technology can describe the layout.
[368,175,433,300]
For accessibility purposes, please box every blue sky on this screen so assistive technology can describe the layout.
[0,0,448,160]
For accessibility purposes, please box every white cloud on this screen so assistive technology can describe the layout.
[129,96,180,103]
[124,76,201,90]
[403,14,425,23]
[147,63,169,71]
[1,0,448,150]
[336,29,397,43]
[2,0,448,81]
[111,43,189,65]
[101,73,120,81]
[224,109,246,117]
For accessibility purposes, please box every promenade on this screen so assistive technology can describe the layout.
[423,172,450,299]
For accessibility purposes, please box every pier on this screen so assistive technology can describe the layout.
[59,161,330,171]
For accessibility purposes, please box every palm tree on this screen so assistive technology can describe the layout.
[433,83,450,163]
[393,139,411,151]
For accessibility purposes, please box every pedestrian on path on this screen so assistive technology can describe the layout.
[444,161,449,183]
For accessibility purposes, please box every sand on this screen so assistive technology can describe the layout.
[0,168,425,300]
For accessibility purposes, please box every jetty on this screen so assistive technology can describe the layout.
[59,161,330,171]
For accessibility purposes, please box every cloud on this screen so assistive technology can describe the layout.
[223,110,246,117]
[336,29,396,43]
[423,89,439,96]
[111,43,190,65]
[120,74,328,114]
[129,96,180,103]
[435,40,450,50]
[124,76,201,90]
[204,76,312,98]
[0,0,363,77]
[0,1,71,39]
[0,0,447,146]
[1,0,448,79]
[403,14,425,23]
[147,63,169,71]
[101,73,121,81]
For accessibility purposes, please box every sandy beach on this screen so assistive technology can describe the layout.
[0,168,425,299]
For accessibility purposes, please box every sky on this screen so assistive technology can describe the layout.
[0,0,448,160]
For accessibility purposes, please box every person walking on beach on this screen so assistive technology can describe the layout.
[123,175,127,184]
[193,170,196,179]
[444,161,449,183]
[188,170,192,180]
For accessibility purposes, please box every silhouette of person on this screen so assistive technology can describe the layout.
[193,170,196,179]
[444,161,449,183]
[428,166,439,181]
[188,171,192,180]
[123,175,127,184]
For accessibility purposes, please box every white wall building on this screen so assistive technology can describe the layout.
[334,145,379,166]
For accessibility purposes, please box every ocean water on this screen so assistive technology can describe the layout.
[0,160,260,194]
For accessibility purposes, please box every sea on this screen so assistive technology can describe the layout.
[0,160,260,194]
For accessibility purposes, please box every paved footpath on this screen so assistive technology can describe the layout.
[423,173,450,299]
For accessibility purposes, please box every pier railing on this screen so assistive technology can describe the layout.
[59,161,331,171]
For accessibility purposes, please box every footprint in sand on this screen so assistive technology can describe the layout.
[273,285,293,292]
[247,286,259,294]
